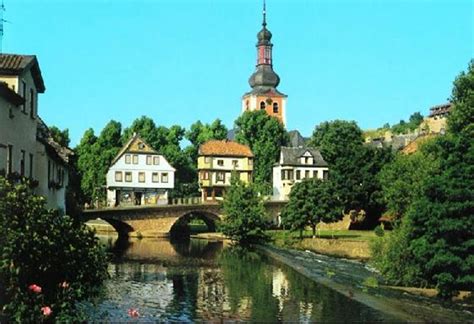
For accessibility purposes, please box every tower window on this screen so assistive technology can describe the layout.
[273,102,279,113]
[260,101,266,110]
[245,100,249,111]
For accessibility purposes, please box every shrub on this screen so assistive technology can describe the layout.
[374,225,385,237]
[220,177,269,244]
[0,177,108,321]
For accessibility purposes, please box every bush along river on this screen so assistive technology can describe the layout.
[79,236,401,322]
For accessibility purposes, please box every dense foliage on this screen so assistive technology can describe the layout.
[310,120,393,225]
[220,177,269,244]
[234,111,288,193]
[75,116,229,204]
[372,60,474,298]
[378,150,438,220]
[49,126,71,147]
[280,178,342,237]
[0,177,108,321]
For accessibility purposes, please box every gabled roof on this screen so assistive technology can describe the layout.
[0,54,46,93]
[199,140,254,158]
[0,82,24,106]
[278,146,328,167]
[111,133,157,165]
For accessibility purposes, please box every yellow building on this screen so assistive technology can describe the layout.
[198,140,253,202]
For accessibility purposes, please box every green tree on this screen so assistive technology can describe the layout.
[309,120,363,164]
[220,177,268,244]
[49,126,70,147]
[75,128,98,204]
[373,60,474,298]
[75,121,122,204]
[448,59,474,135]
[185,119,228,162]
[281,178,342,237]
[234,111,288,191]
[309,120,392,224]
[378,150,438,220]
[0,177,108,321]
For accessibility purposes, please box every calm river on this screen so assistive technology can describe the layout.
[80,236,395,322]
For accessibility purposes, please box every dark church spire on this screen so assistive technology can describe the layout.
[249,0,280,90]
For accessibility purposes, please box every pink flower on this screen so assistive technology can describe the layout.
[128,308,139,318]
[60,281,69,289]
[41,306,52,317]
[28,284,42,294]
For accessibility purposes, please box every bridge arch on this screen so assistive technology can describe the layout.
[169,210,222,236]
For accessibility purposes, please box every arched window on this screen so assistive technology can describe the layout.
[260,101,266,110]
[273,102,279,113]
[245,100,249,111]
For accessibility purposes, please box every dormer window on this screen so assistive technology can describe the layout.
[273,102,279,113]
[260,101,266,110]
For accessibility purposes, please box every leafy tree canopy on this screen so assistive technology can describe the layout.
[220,176,269,244]
[309,120,393,222]
[49,126,70,147]
[378,148,439,220]
[234,111,288,190]
[281,178,342,237]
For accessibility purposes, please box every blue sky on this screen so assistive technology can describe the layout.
[5,0,473,146]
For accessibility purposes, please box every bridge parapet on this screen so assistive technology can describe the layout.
[82,200,287,238]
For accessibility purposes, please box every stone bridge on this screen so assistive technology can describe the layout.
[82,201,287,238]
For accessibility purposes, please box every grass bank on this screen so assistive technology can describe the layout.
[267,229,377,260]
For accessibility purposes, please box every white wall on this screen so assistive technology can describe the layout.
[106,153,175,190]
[0,72,38,178]
[34,141,69,212]
[272,165,329,201]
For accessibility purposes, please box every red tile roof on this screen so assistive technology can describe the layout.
[0,54,45,93]
[199,140,253,157]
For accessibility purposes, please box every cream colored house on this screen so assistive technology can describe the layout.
[197,140,253,202]
[0,54,72,212]
[272,147,329,201]
[106,134,175,206]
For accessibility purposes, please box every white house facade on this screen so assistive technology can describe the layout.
[272,147,329,201]
[0,54,72,212]
[106,134,175,206]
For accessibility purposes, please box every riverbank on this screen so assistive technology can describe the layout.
[258,244,473,322]
[268,229,374,260]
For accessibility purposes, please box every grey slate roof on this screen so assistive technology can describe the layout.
[0,54,46,93]
[278,147,328,167]
[288,130,307,147]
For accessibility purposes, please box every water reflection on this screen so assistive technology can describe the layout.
[82,237,392,322]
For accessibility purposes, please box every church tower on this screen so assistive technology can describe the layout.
[242,1,287,126]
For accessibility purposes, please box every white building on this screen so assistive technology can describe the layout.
[0,54,72,212]
[106,134,175,206]
[272,147,329,201]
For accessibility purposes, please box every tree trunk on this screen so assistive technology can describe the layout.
[312,224,316,238]
[299,229,303,239]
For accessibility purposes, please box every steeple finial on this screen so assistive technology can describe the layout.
[262,0,267,28]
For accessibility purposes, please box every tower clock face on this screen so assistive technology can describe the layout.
[266,98,273,105]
